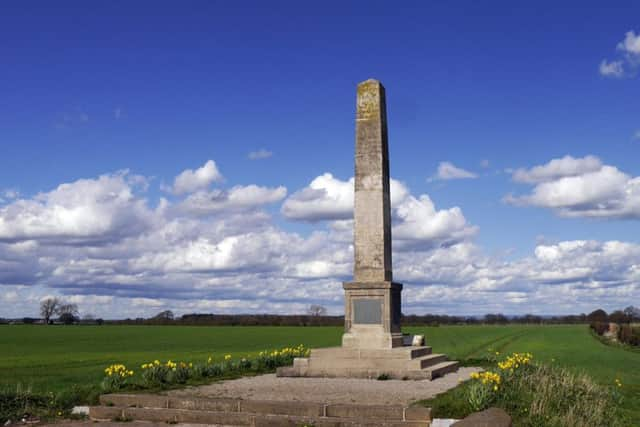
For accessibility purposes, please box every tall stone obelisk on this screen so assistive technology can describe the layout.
[277,80,459,379]
[342,79,403,349]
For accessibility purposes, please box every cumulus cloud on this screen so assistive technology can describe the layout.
[511,155,602,184]
[600,30,640,78]
[281,174,355,221]
[0,172,156,244]
[248,149,273,160]
[431,162,477,181]
[0,189,19,204]
[617,30,640,55]
[3,189,19,200]
[282,173,476,249]
[282,174,410,222]
[1,162,639,319]
[179,185,286,215]
[166,160,223,195]
[394,195,477,249]
[599,60,625,77]
[506,155,640,218]
[398,238,640,315]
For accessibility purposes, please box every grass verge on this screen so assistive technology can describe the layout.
[417,352,628,427]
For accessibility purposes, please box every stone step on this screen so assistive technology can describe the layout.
[426,361,460,379]
[409,354,448,370]
[90,405,431,427]
[93,394,433,426]
[408,346,432,359]
[90,406,251,425]
[310,346,432,360]
[307,357,414,371]
[254,414,430,427]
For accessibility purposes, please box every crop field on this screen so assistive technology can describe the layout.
[1,324,638,421]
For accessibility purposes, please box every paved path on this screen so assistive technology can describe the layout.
[168,367,481,406]
[39,368,479,426]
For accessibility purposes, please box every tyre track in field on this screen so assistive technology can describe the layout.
[461,328,534,360]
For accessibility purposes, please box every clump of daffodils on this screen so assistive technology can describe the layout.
[104,364,134,378]
[470,370,502,391]
[498,352,532,373]
[255,344,310,371]
[103,344,311,390]
[101,364,133,391]
[467,352,533,411]
[140,360,161,369]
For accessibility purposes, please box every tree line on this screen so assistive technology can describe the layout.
[2,302,638,327]
[107,306,640,327]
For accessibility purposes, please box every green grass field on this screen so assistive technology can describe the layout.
[1,324,638,422]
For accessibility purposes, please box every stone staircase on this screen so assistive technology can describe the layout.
[90,393,433,426]
[277,345,459,380]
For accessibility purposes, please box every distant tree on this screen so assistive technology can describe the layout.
[96,318,104,325]
[81,314,96,325]
[22,317,37,324]
[587,309,608,323]
[57,303,79,317]
[623,306,640,321]
[609,310,631,324]
[40,298,60,325]
[151,310,174,321]
[521,314,543,324]
[308,305,327,317]
[59,312,78,325]
[484,313,508,324]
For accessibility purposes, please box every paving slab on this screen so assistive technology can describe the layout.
[168,367,481,406]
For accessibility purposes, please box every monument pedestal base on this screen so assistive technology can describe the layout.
[342,329,404,349]
[276,344,459,380]
[342,281,403,349]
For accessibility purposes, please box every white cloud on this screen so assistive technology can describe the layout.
[599,59,625,77]
[0,172,156,243]
[67,295,114,305]
[480,159,490,169]
[281,173,355,221]
[248,149,273,160]
[617,30,640,55]
[131,298,165,307]
[601,30,640,78]
[512,155,602,184]
[167,160,223,195]
[282,174,476,250]
[179,185,286,215]
[1,163,639,319]
[3,189,19,200]
[394,195,477,249]
[281,174,410,222]
[431,162,477,181]
[130,231,292,273]
[506,155,640,218]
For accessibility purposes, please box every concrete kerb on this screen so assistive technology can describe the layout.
[92,393,434,423]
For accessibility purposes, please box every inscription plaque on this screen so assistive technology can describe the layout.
[353,298,382,324]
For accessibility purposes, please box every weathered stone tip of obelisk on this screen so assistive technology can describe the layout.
[358,78,383,88]
[356,79,385,121]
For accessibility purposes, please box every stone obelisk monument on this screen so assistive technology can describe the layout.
[277,79,458,379]
[342,79,404,349]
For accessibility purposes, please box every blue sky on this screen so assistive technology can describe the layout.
[1,1,639,318]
